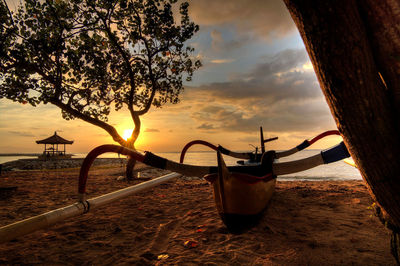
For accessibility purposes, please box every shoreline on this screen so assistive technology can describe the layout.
[0,166,395,265]
[0,153,41,157]
[1,157,127,171]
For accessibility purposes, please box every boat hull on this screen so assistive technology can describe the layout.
[211,152,276,232]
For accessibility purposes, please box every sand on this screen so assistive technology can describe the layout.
[0,164,396,265]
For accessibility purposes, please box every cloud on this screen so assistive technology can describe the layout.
[210,59,235,64]
[197,123,216,130]
[209,28,250,52]
[236,136,260,144]
[188,0,296,39]
[144,128,160,132]
[8,131,35,137]
[181,48,335,134]
[252,49,310,78]
[192,49,320,102]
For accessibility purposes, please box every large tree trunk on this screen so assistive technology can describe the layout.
[284,0,400,261]
[359,0,400,118]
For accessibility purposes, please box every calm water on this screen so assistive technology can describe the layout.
[156,150,362,181]
[0,150,362,181]
[0,155,38,164]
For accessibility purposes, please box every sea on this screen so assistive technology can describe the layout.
[0,150,362,181]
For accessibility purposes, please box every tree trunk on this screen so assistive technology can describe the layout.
[359,0,400,119]
[126,156,137,180]
[125,113,141,180]
[125,138,137,180]
[284,0,400,260]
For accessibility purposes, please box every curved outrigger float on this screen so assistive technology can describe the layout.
[0,128,350,241]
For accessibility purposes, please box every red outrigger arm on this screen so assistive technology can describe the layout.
[179,140,219,163]
[180,130,341,163]
[275,130,340,158]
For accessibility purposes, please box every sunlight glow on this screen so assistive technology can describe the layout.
[123,129,134,140]
[302,61,314,71]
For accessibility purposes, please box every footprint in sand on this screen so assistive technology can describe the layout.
[142,218,182,259]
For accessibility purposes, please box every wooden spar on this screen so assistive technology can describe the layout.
[260,126,265,154]
[272,154,324,175]
[0,172,181,243]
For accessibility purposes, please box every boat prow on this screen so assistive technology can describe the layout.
[205,151,276,233]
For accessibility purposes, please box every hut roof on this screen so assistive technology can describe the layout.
[36,132,74,145]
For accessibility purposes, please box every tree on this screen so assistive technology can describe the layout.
[283,0,400,262]
[0,0,201,178]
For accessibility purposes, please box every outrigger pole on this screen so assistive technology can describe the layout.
[0,172,181,243]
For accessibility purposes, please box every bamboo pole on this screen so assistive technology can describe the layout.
[0,172,181,243]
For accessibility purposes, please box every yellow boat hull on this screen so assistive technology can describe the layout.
[210,152,276,232]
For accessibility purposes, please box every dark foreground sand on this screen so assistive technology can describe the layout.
[0,164,396,265]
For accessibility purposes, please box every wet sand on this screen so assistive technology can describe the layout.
[0,164,396,265]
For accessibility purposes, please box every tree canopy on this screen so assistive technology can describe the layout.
[0,0,201,147]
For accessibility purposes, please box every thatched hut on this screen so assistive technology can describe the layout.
[36,132,73,159]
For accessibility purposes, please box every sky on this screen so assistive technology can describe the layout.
[0,0,340,154]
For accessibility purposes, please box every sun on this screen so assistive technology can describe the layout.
[121,128,146,147]
[122,129,134,141]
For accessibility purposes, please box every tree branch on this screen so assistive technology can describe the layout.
[50,99,127,146]
[91,4,137,105]
[2,0,15,26]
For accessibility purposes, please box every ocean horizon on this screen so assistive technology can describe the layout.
[0,150,362,181]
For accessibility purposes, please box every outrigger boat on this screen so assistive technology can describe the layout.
[0,128,350,241]
[179,127,343,231]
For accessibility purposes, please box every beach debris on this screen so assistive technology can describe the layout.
[196,224,206,233]
[184,240,198,248]
[116,176,126,181]
[157,254,169,260]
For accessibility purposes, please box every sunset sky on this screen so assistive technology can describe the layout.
[0,0,341,154]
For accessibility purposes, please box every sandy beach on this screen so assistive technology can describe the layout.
[0,163,396,265]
